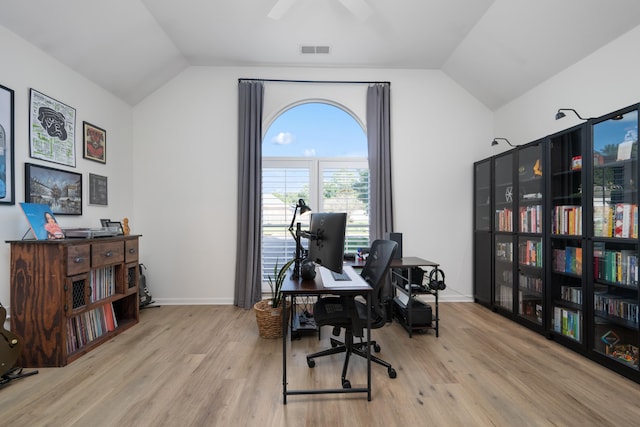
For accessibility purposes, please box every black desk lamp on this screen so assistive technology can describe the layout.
[288,199,312,279]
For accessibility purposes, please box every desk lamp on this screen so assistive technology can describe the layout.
[288,198,312,279]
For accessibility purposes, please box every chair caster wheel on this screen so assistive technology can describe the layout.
[374,344,381,352]
[342,379,351,389]
[388,367,397,378]
[307,359,315,368]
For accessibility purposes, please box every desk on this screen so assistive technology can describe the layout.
[349,257,440,338]
[280,267,372,404]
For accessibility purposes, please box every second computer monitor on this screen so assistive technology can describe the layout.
[307,212,347,274]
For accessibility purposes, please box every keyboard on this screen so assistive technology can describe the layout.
[331,270,352,281]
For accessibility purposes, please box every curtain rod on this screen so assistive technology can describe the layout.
[238,78,390,85]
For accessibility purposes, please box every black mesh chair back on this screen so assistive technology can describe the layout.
[359,239,398,328]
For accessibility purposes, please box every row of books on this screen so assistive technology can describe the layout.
[89,266,116,303]
[593,249,638,287]
[551,205,582,236]
[594,203,638,238]
[519,204,542,233]
[518,239,542,267]
[560,285,583,305]
[552,306,581,341]
[594,293,639,324]
[552,246,582,275]
[519,273,542,293]
[495,241,513,261]
[66,303,118,354]
[518,294,542,323]
[495,208,513,232]
[496,284,513,311]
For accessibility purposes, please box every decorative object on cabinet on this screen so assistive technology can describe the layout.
[19,202,65,240]
[0,83,15,205]
[491,137,516,147]
[82,121,106,163]
[88,173,108,206]
[25,163,82,215]
[8,236,140,367]
[29,89,76,167]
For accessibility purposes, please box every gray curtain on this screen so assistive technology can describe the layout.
[366,83,393,240]
[234,81,264,309]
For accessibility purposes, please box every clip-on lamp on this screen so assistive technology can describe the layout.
[288,199,312,279]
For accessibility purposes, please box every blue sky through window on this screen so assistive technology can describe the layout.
[263,102,366,157]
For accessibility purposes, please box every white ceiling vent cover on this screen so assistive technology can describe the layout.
[300,45,331,54]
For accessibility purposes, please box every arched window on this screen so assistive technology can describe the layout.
[262,102,369,279]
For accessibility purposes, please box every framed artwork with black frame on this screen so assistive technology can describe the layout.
[29,89,76,167]
[89,173,108,206]
[83,121,106,163]
[25,162,82,215]
[0,83,15,205]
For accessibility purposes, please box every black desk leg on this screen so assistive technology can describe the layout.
[282,295,288,404]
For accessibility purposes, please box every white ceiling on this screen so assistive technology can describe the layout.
[1,0,639,109]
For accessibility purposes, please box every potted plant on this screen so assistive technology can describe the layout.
[254,258,295,338]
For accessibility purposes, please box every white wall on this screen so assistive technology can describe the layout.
[0,26,134,310]
[133,66,492,304]
[494,25,640,145]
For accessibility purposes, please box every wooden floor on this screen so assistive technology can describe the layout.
[2,302,640,426]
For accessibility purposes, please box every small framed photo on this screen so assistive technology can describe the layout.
[83,121,106,163]
[88,173,108,206]
[100,218,111,227]
[25,162,82,215]
[106,220,123,235]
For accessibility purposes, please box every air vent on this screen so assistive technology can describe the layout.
[300,45,331,55]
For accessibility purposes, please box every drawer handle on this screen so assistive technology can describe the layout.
[64,304,68,312]
[74,257,84,263]
[128,248,136,254]
[105,251,113,257]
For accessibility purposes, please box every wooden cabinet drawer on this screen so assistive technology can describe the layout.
[66,244,91,275]
[91,241,124,267]
[125,238,139,263]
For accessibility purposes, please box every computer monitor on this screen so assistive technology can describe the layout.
[307,212,347,274]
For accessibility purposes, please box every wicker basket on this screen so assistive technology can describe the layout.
[254,299,289,339]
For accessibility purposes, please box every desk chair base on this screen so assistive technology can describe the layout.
[306,331,397,389]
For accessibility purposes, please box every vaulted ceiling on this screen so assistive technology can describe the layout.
[1,0,639,109]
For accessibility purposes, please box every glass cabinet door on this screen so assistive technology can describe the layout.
[516,143,544,325]
[475,160,491,231]
[494,152,514,311]
[549,126,585,344]
[590,107,639,370]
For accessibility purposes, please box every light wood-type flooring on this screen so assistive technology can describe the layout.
[2,302,640,426]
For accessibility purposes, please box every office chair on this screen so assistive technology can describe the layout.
[306,239,398,389]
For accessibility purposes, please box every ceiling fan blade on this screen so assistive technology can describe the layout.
[268,0,298,20]
[338,0,373,21]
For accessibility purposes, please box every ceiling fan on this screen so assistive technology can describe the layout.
[268,0,373,22]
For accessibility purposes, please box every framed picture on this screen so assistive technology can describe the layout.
[25,162,82,215]
[29,89,76,167]
[0,83,15,205]
[106,221,124,235]
[100,218,111,227]
[83,121,106,163]
[89,173,108,206]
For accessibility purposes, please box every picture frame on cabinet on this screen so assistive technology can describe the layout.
[83,121,106,163]
[88,173,108,206]
[0,83,15,205]
[29,89,76,167]
[25,162,82,215]
[106,221,124,235]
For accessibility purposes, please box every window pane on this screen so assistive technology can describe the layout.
[263,103,366,157]
[262,167,310,280]
[320,166,369,254]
